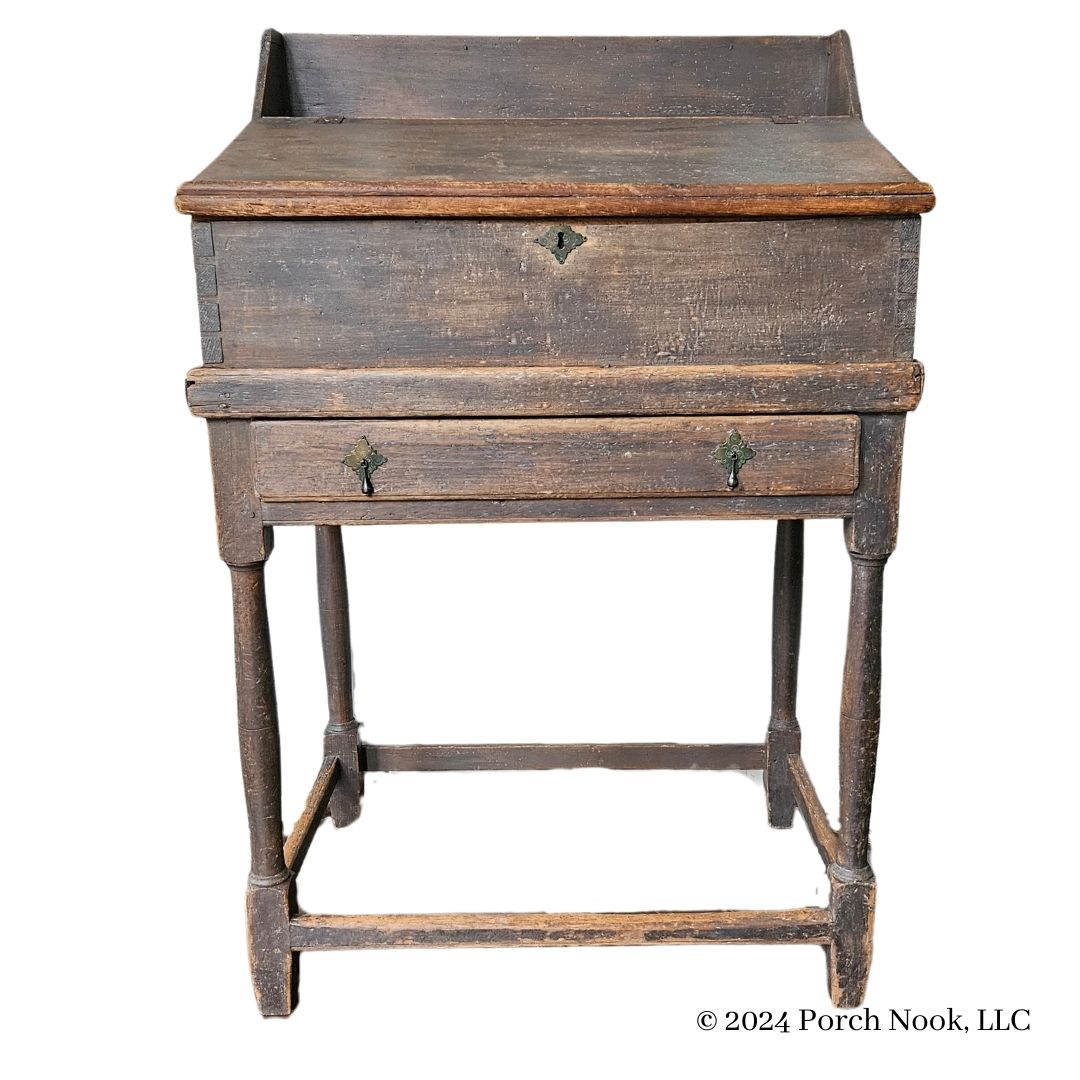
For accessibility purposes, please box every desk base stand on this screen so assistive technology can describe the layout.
[227,518,887,1017]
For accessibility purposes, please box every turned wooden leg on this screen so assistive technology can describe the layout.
[230,554,297,1017]
[316,526,363,827]
[766,520,803,827]
[827,551,886,1008]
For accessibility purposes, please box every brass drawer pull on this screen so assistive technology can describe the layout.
[343,436,387,496]
[711,430,756,490]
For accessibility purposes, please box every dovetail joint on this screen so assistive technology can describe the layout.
[192,221,223,364]
[895,217,920,358]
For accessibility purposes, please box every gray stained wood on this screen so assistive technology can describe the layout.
[283,756,338,874]
[179,30,931,1016]
[363,743,766,772]
[208,218,917,367]
[828,874,876,1008]
[182,117,919,188]
[254,30,289,120]
[250,416,860,501]
[176,117,931,218]
[186,362,924,418]
[260,494,857,527]
[789,754,839,866]
[270,33,861,119]
[207,420,267,565]
[315,525,363,828]
[766,520,803,828]
[289,909,832,949]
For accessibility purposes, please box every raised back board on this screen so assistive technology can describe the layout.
[254,31,862,119]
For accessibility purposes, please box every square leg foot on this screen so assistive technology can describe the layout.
[247,877,298,1017]
[826,865,876,1008]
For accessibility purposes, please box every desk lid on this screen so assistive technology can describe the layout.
[175,32,933,219]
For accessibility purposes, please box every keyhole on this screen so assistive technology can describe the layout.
[557,231,565,249]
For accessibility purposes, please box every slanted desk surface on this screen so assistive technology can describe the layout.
[177,116,932,218]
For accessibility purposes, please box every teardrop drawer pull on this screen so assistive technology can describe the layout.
[343,436,387,496]
[710,430,756,491]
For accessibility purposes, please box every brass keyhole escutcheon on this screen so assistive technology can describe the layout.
[343,436,387,496]
[536,223,586,264]
[710,430,756,491]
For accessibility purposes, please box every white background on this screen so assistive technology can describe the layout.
[2,1,1075,1075]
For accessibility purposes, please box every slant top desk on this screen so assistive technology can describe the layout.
[177,30,933,1016]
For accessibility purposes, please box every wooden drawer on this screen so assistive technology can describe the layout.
[252,416,860,500]
[206,218,918,368]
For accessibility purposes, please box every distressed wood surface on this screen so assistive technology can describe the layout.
[315,527,363,828]
[251,416,860,500]
[826,31,861,118]
[190,222,222,364]
[766,520,803,827]
[290,908,832,949]
[274,33,858,119]
[247,880,296,1016]
[177,117,931,218]
[789,754,839,866]
[181,191,934,219]
[363,742,765,772]
[183,29,932,1017]
[261,494,856,526]
[230,562,287,884]
[207,421,269,565]
[186,362,924,418]
[828,871,876,1007]
[283,756,338,874]
[837,554,887,873]
[208,218,916,367]
[253,29,290,119]
[180,116,923,187]
[846,414,907,557]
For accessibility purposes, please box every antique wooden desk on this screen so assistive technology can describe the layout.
[177,31,933,1016]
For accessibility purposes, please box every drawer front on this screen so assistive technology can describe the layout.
[252,416,860,500]
[209,218,918,368]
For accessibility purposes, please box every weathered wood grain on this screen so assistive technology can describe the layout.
[186,362,924,418]
[766,520,803,827]
[181,117,925,188]
[828,871,876,1008]
[290,908,832,949]
[825,31,861,118]
[251,416,860,500]
[190,222,222,364]
[230,562,287,885]
[789,754,839,866]
[253,29,290,119]
[895,217,921,357]
[363,742,765,772]
[846,414,906,557]
[247,879,296,1017]
[207,421,268,565]
[176,116,932,219]
[315,526,363,827]
[261,494,857,526]
[837,554,887,874]
[179,190,934,219]
[283,756,338,874]
[182,30,932,1017]
[209,218,915,367]
[278,35,847,119]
